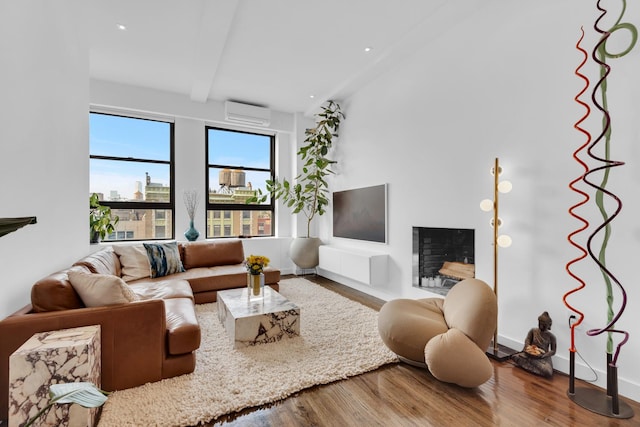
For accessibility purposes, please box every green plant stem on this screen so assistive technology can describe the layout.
[25,390,82,427]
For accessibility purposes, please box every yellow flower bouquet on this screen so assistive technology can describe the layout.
[245,255,270,297]
[245,255,270,275]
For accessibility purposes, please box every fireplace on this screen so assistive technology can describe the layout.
[412,226,475,296]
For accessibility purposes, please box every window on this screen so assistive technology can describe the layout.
[90,112,175,241]
[206,127,274,238]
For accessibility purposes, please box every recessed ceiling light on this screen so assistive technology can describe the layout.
[364,47,373,52]
[117,23,127,31]
[309,95,315,99]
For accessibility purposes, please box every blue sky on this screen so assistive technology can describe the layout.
[90,113,271,200]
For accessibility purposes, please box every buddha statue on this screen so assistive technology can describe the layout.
[511,311,557,378]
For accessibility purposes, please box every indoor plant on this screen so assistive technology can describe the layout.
[89,193,119,243]
[248,101,344,269]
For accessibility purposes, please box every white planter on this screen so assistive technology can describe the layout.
[289,237,322,269]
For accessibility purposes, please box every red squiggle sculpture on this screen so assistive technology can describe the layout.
[563,27,590,353]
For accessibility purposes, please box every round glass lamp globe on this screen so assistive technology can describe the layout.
[498,180,512,193]
[497,234,512,248]
[479,199,494,212]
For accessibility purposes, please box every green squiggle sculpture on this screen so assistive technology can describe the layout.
[592,0,637,354]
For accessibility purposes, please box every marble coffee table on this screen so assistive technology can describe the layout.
[217,287,300,348]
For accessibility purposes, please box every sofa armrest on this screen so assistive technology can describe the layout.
[0,299,166,421]
[424,328,493,388]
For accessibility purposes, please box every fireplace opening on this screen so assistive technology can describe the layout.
[412,226,475,296]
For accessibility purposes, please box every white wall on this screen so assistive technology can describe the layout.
[317,1,640,402]
[174,117,207,238]
[0,1,89,318]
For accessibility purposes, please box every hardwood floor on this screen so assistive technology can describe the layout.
[204,275,640,427]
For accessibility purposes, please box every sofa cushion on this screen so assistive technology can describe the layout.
[128,279,194,302]
[113,244,151,282]
[163,298,201,355]
[144,242,185,278]
[31,266,87,312]
[73,246,121,276]
[180,239,244,269]
[68,270,140,307]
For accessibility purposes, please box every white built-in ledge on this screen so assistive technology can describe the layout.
[319,245,388,286]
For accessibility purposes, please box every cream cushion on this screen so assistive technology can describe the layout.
[68,270,140,307]
[442,278,497,349]
[113,244,151,282]
[377,298,448,363]
[424,328,494,387]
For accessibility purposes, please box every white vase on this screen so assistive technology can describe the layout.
[289,237,322,269]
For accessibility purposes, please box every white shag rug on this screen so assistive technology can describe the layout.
[98,278,398,426]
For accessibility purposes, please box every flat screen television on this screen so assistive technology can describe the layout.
[333,184,387,243]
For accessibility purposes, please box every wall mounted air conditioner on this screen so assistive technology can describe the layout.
[224,101,271,126]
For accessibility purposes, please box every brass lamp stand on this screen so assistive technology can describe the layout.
[480,158,516,361]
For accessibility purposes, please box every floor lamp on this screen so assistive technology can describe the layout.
[480,157,516,361]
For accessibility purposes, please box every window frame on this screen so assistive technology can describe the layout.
[205,126,275,238]
[89,111,176,242]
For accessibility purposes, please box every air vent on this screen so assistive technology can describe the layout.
[224,101,271,126]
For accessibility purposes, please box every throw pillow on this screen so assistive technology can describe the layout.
[68,270,140,307]
[143,241,185,278]
[113,244,151,282]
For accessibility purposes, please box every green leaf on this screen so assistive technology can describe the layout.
[49,382,108,407]
[26,383,108,427]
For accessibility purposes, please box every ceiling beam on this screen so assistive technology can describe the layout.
[304,0,484,116]
[190,0,240,103]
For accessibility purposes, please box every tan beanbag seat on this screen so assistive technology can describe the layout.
[378,278,497,387]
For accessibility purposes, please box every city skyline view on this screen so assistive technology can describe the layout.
[90,113,272,201]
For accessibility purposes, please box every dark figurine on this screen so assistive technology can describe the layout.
[511,311,557,378]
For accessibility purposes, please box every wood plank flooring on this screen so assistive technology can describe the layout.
[203,275,640,427]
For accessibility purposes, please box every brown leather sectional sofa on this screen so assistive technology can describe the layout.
[0,239,280,422]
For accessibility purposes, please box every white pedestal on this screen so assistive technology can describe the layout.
[9,325,101,427]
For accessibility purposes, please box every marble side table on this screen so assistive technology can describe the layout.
[9,325,101,427]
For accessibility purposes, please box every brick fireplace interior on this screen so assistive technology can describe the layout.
[412,226,475,296]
